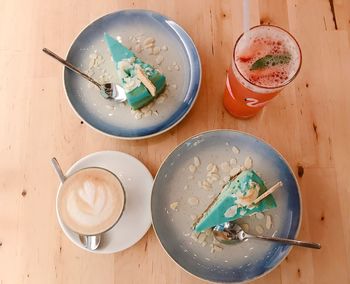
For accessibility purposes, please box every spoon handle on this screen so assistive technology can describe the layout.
[250,235,321,249]
[51,157,66,183]
[42,48,101,88]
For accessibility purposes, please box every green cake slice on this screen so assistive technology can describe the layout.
[104,33,166,110]
[193,170,277,232]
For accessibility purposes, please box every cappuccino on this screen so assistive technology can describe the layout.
[58,168,125,235]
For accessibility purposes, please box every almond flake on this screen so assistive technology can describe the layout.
[189,164,196,173]
[213,245,223,252]
[190,232,199,241]
[202,184,211,191]
[202,180,212,188]
[143,37,155,46]
[198,233,206,244]
[206,177,214,184]
[241,223,249,232]
[134,111,143,120]
[153,46,161,55]
[144,110,152,117]
[187,196,199,206]
[255,225,264,235]
[230,167,241,176]
[156,95,165,104]
[255,212,265,220]
[170,202,178,211]
[207,163,214,171]
[244,157,253,169]
[232,146,240,154]
[220,162,230,172]
[209,165,218,174]
[194,156,201,167]
[155,55,164,65]
[266,215,272,230]
[210,173,220,180]
[223,176,230,183]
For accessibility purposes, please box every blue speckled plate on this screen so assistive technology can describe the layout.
[64,10,201,139]
[151,130,301,283]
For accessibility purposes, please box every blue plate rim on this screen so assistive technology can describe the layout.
[62,9,202,140]
[151,129,302,283]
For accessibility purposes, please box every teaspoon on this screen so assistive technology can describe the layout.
[213,222,321,249]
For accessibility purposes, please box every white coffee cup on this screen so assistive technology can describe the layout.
[53,158,125,249]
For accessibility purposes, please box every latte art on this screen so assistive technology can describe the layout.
[76,181,107,215]
[58,168,125,235]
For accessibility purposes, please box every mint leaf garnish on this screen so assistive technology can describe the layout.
[250,54,291,70]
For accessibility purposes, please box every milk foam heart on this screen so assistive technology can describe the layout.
[78,181,97,208]
[77,181,106,215]
[58,168,125,235]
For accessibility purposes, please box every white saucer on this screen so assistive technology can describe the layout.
[56,151,153,254]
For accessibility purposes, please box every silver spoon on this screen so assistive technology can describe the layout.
[42,48,126,102]
[78,235,100,251]
[213,222,321,249]
[51,157,101,251]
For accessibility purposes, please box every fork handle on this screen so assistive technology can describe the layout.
[42,48,101,88]
[248,235,321,249]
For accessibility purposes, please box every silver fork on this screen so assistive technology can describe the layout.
[42,48,126,102]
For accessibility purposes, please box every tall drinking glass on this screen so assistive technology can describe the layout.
[224,25,302,118]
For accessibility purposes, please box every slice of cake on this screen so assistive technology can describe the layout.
[104,33,166,110]
[193,170,277,232]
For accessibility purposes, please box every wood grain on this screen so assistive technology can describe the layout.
[1,0,350,283]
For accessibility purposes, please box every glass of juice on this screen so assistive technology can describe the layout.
[224,25,302,118]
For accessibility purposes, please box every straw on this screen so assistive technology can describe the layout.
[242,0,250,33]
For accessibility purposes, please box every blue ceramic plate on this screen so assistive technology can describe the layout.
[64,10,201,139]
[151,130,301,283]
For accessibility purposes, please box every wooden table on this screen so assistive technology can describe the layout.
[1,0,350,283]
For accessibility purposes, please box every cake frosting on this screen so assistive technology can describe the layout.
[193,170,277,232]
[104,33,166,109]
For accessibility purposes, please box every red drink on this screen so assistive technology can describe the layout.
[224,25,302,118]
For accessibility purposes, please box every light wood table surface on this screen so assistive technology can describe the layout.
[1,0,350,283]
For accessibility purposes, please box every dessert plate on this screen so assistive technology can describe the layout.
[56,151,153,254]
[64,9,201,139]
[151,130,301,283]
